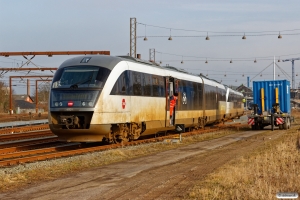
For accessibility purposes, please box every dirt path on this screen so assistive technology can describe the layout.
[0,129,285,200]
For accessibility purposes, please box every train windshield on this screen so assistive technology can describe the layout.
[52,66,111,89]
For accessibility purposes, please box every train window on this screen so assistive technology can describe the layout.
[142,73,152,96]
[158,76,165,97]
[152,75,162,97]
[192,82,198,110]
[204,85,216,110]
[111,70,130,95]
[220,89,226,101]
[52,68,64,84]
[197,83,203,109]
[132,71,142,96]
[95,67,111,88]
[52,66,111,89]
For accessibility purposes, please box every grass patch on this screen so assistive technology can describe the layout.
[188,111,300,199]
[0,128,238,192]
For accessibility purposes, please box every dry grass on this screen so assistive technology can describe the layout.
[188,111,300,200]
[0,129,237,192]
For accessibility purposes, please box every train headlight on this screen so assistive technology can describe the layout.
[59,102,63,106]
[88,102,93,106]
[54,102,59,107]
[82,102,86,106]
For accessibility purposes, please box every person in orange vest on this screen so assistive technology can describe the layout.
[170,92,178,126]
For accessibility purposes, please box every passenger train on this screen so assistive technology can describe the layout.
[48,55,244,143]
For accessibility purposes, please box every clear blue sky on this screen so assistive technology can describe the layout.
[1,0,300,94]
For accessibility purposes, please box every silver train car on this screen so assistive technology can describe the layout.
[48,55,244,143]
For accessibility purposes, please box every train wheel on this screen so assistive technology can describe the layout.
[255,122,258,130]
[283,123,287,130]
[111,124,130,144]
[283,118,288,130]
[287,118,291,129]
[112,133,126,143]
[259,124,264,130]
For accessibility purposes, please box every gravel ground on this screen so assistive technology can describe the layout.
[0,126,283,200]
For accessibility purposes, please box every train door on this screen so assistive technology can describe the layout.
[166,77,178,126]
[216,86,220,121]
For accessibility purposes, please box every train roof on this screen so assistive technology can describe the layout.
[59,55,163,70]
[58,55,241,93]
[59,55,123,70]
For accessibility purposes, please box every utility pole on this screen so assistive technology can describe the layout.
[273,56,275,80]
[149,48,155,62]
[130,18,137,58]
[282,57,300,89]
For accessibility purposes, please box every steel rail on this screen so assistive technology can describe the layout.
[0,141,62,154]
[0,130,54,142]
[0,124,49,135]
[0,136,58,149]
[0,143,81,160]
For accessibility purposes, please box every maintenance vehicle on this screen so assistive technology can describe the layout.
[248,80,293,130]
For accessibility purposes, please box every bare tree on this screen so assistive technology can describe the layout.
[33,82,51,112]
[0,81,10,113]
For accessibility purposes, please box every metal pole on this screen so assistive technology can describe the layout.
[35,80,38,114]
[9,77,12,114]
[130,18,137,58]
[27,79,30,96]
[247,76,250,87]
[292,60,295,89]
[273,56,275,80]
[149,48,155,62]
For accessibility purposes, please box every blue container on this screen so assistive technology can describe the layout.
[252,80,290,114]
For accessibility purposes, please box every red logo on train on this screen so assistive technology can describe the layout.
[122,99,126,109]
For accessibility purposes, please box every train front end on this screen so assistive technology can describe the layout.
[48,55,119,142]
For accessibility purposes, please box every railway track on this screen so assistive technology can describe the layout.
[0,123,250,167]
[0,136,58,149]
[0,130,54,142]
[0,124,49,135]
[0,113,48,123]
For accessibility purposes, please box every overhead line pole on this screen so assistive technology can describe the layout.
[282,57,300,89]
[149,48,155,62]
[273,56,275,80]
[130,18,137,58]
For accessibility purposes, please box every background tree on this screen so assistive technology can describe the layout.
[0,81,10,113]
[33,82,50,112]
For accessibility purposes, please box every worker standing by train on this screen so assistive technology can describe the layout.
[170,92,178,126]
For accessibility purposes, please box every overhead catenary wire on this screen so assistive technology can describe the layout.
[155,51,300,62]
[136,33,300,39]
[275,63,292,80]
[136,22,300,34]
